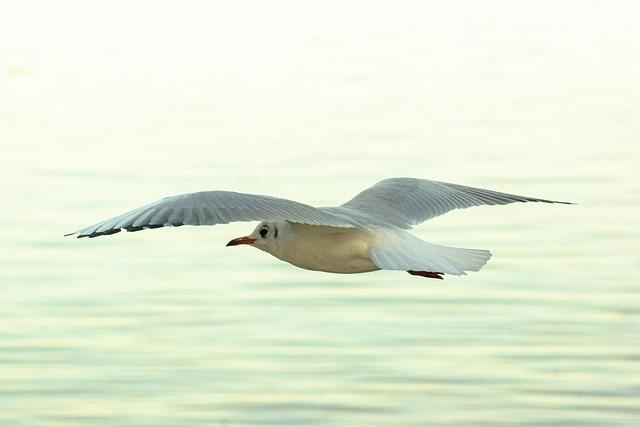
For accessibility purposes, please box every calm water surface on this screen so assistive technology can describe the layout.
[1,2,639,426]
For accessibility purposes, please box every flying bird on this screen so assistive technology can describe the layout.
[65,178,571,279]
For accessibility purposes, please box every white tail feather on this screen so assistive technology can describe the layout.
[424,242,492,272]
[369,229,492,276]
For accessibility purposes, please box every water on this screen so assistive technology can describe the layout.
[1,1,639,426]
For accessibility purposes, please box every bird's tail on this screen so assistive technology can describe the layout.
[423,241,492,273]
[369,229,492,276]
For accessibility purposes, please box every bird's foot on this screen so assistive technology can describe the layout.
[407,270,444,280]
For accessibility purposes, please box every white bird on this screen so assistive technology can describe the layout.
[65,178,571,279]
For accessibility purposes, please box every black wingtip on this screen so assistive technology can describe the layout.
[535,198,575,205]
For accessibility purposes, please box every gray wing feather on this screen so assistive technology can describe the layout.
[341,178,572,229]
[67,191,355,238]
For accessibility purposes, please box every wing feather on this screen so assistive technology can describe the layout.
[341,178,572,229]
[66,191,355,238]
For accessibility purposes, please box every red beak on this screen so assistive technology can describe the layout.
[226,236,257,246]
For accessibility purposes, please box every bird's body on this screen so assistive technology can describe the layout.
[66,178,571,279]
[268,222,379,274]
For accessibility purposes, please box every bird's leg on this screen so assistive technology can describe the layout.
[407,270,444,280]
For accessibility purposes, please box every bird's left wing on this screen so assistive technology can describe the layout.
[66,191,355,238]
[340,178,573,229]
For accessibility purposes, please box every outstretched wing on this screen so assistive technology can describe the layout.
[66,191,355,238]
[341,178,572,229]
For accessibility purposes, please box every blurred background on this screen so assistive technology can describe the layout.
[1,1,639,426]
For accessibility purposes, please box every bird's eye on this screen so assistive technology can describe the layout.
[260,227,268,238]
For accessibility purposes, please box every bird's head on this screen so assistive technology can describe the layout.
[226,221,285,255]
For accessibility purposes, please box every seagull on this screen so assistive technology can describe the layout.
[65,178,571,279]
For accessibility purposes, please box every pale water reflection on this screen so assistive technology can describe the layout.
[1,1,639,426]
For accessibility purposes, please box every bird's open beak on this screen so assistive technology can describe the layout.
[226,236,257,247]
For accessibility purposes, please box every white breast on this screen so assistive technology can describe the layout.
[275,223,379,274]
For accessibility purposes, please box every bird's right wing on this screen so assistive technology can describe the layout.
[340,178,572,229]
[66,191,355,238]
